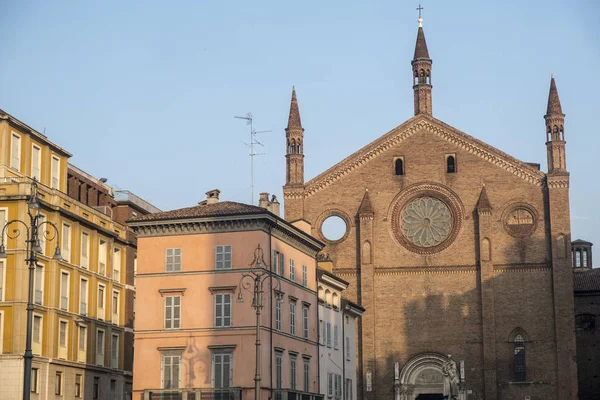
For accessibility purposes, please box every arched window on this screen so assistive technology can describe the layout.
[509,328,528,382]
[395,158,404,176]
[446,156,456,173]
[318,286,324,302]
[553,125,560,141]
[325,289,331,305]
[332,293,339,309]
[290,139,297,154]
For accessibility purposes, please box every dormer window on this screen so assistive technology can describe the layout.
[446,154,456,174]
[394,157,404,176]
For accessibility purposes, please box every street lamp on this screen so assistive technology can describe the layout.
[0,177,62,400]
[237,244,283,400]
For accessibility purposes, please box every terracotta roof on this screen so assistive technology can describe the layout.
[476,186,492,212]
[573,268,600,292]
[413,26,430,60]
[287,86,303,129]
[358,190,374,215]
[129,201,267,222]
[546,76,563,115]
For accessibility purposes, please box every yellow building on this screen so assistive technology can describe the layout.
[0,109,133,399]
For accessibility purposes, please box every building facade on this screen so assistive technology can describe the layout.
[129,191,325,400]
[572,240,599,400]
[0,109,156,399]
[341,299,363,400]
[281,18,578,400]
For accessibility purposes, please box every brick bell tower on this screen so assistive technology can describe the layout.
[412,9,432,116]
[285,86,305,186]
[545,75,567,174]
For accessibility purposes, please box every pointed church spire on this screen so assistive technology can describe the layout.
[476,186,492,214]
[287,86,303,129]
[411,7,433,116]
[546,75,564,116]
[358,189,374,217]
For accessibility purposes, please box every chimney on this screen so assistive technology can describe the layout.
[259,192,270,209]
[205,189,220,204]
[257,192,280,217]
[269,194,280,217]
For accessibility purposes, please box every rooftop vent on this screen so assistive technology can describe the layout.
[204,189,221,205]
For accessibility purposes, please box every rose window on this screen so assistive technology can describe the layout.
[401,196,453,248]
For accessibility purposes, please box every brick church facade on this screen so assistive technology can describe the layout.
[281,18,578,400]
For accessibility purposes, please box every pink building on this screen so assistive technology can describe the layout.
[129,191,324,400]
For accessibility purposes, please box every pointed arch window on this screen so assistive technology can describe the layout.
[394,158,404,176]
[446,155,456,173]
[509,328,528,382]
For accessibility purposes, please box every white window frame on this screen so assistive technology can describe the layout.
[272,250,279,272]
[214,293,232,328]
[0,208,7,250]
[60,270,70,311]
[290,354,297,390]
[211,350,233,389]
[164,295,181,329]
[32,313,43,355]
[303,306,309,339]
[78,324,87,363]
[31,144,42,181]
[275,351,283,390]
[302,265,308,287]
[80,232,90,269]
[113,247,121,282]
[326,322,332,347]
[112,290,120,324]
[96,328,105,366]
[0,260,5,302]
[290,301,296,335]
[215,245,232,270]
[334,325,339,349]
[34,263,44,305]
[51,154,60,189]
[111,333,119,368]
[161,351,182,389]
[346,337,350,360]
[98,239,107,276]
[31,367,39,393]
[303,358,310,392]
[97,284,106,320]
[37,213,46,255]
[75,374,83,398]
[289,259,295,281]
[55,371,63,396]
[80,278,88,316]
[275,297,282,331]
[61,223,71,262]
[279,253,285,276]
[328,372,333,397]
[10,132,21,171]
[58,318,68,359]
[165,248,182,272]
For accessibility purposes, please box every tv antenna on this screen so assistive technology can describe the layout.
[234,112,270,205]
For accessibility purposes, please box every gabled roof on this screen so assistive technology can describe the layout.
[301,114,545,197]
[358,189,374,216]
[573,268,600,292]
[129,201,266,222]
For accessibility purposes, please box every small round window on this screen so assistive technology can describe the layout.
[321,215,348,242]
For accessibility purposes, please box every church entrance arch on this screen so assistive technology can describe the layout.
[397,353,463,400]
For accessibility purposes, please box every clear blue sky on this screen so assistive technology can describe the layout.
[1,1,599,262]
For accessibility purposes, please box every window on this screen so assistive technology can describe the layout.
[290,259,295,281]
[96,329,105,366]
[328,372,333,397]
[334,325,339,349]
[33,314,42,348]
[326,322,332,347]
[98,240,107,275]
[161,352,181,389]
[215,245,232,269]
[75,374,82,398]
[275,297,282,331]
[332,293,339,309]
[98,284,105,320]
[61,223,71,262]
[214,293,231,327]
[166,248,182,272]
[165,296,181,329]
[335,374,342,399]
[290,355,297,390]
[275,351,283,390]
[212,351,233,389]
[0,209,6,246]
[59,320,68,349]
[290,301,296,335]
[78,325,87,362]
[11,133,21,170]
[111,334,119,368]
[113,247,121,282]
[446,154,456,173]
[583,249,589,268]
[346,337,350,360]
[60,271,69,311]
[35,264,44,305]
[112,290,119,324]
[80,279,88,315]
[31,144,41,181]
[273,250,279,272]
[0,260,4,301]
[37,213,46,254]
[513,334,526,382]
[0,311,3,354]
[394,157,404,176]
[81,232,89,269]
[55,371,63,395]
[51,155,60,189]
[111,380,116,397]
[93,377,100,399]
[302,265,308,287]
[279,253,285,276]
[303,359,310,392]
[31,368,39,393]
[345,378,353,400]
[319,320,324,344]
[303,306,309,339]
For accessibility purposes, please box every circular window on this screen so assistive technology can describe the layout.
[321,215,348,242]
[503,204,537,238]
[401,196,453,248]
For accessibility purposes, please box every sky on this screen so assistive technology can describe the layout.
[1,1,599,264]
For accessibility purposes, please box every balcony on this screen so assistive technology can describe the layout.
[143,388,242,400]
[275,390,324,400]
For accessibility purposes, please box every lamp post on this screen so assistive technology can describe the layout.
[0,178,62,400]
[237,244,283,400]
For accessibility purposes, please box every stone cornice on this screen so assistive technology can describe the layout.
[289,116,545,199]
[376,265,477,275]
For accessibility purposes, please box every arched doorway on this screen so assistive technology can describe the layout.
[396,353,464,400]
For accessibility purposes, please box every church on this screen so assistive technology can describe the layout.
[281,14,578,400]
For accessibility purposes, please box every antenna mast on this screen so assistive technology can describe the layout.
[234,112,269,205]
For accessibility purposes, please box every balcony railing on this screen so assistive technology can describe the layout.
[99,262,106,276]
[275,390,324,400]
[80,302,87,315]
[34,290,43,304]
[144,388,242,400]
